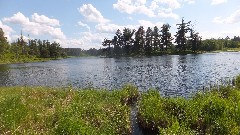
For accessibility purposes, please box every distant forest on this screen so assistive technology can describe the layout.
[0,28,68,63]
[102,18,240,57]
[1,18,240,61]
[0,28,102,61]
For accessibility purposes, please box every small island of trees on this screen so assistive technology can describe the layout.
[102,18,240,57]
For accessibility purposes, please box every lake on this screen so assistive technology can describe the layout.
[1,52,240,97]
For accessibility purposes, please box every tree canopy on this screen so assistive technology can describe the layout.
[102,18,240,57]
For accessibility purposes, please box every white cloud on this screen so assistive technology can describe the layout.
[152,0,181,9]
[113,0,155,17]
[138,20,163,28]
[78,21,90,31]
[0,21,14,41]
[212,9,240,24]
[3,12,66,40]
[200,29,240,39]
[96,23,122,33]
[184,0,195,4]
[95,23,142,33]
[211,0,227,5]
[32,13,60,26]
[62,32,109,49]
[156,8,179,19]
[78,4,109,23]
[96,20,164,34]
[3,12,29,25]
[113,0,184,19]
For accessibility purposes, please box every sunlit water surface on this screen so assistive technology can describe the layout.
[1,52,240,97]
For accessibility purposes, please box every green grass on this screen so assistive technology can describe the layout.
[138,86,240,135]
[0,54,62,64]
[0,85,139,134]
[2,82,240,135]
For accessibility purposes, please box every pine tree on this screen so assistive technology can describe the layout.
[160,24,173,53]
[175,18,191,53]
[145,27,152,55]
[102,38,112,57]
[133,26,145,55]
[152,26,160,54]
[189,29,201,53]
[122,28,135,56]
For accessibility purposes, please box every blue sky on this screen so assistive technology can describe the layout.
[0,0,240,49]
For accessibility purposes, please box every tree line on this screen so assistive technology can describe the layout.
[64,48,104,57]
[102,18,240,57]
[0,28,66,62]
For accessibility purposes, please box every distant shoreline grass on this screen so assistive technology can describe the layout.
[0,56,65,65]
[1,75,240,134]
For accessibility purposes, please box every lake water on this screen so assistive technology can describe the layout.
[1,52,240,97]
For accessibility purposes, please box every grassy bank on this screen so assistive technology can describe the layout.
[0,85,139,134]
[138,87,240,135]
[0,55,57,64]
[1,80,240,135]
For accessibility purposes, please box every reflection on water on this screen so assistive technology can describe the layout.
[0,52,240,97]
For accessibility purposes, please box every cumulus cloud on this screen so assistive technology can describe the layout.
[32,13,60,26]
[211,0,227,5]
[3,12,66,40]
[212,9,240,24]
[113,0,192,19]
[78,4,109,23]
[78,21,90,31]
[3,12,29,25]
[184,0,195,4]
[113,0,155,17]
[138,20,163,28]
[95,23,123,33]
[200,29,240,39]
[95,20,164,34]
[62,32,109,49]
[152,0,181,9]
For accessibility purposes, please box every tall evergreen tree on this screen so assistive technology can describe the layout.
[113,29,122,56]
[175,18,191,53]
[102,38,112,57]
[160,24,173,52]
[17,31,28,55]
[152,26,160,54]
[29,39,39,56]
[145,27,153,55]
[122,28,135,55]
[189,29,201,53]
[133,26,145,55]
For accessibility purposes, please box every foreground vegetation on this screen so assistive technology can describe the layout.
[138,76,240,134]
[1,76,240,134]
[0,86,139,134]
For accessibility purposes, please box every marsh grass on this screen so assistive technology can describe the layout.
[0,54,58,64]
[138,86,240,135]
[0,85,139,134]
[2,82,240,135]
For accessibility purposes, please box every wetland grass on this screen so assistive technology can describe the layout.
[1,77,240,135]
[137,86,240,135]
[0,85,139,134]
